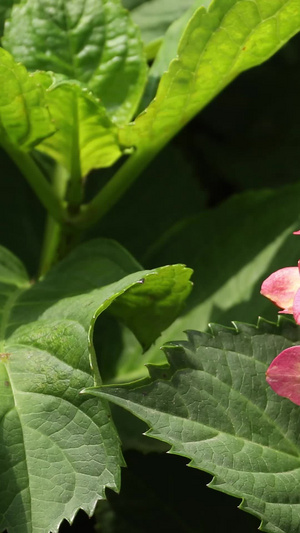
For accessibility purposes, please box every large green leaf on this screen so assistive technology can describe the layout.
[0,48,55,150]
[94,183,300,384]
[34,74,122,177]
[3,0,147,124]
[91,318,300,533]
[121,0,300,148]
[0,240,192,533]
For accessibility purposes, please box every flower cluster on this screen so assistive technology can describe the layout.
[261,230,300,405]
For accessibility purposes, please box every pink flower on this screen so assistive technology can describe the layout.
[261,230,300,324]
[261,231,300,405]
[260,264,300,323]
[266,346,300,405]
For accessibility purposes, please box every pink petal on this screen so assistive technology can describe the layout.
[293,288,300,324]
[266,346,300,405]
[260,267,300,312]
[293,230,300,235]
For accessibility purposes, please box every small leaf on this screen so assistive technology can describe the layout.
[34,74,122,177]
[3,0,147,124]
[121,0,300,148]
[0,239,192,533]
[91,318,300,533]
[0,48,55,150]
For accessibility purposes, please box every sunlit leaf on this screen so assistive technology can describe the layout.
[122,0,300,148]
[0,48,55,150]
[3,0,147,124]
[35,74,122,177]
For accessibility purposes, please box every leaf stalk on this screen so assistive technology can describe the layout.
[1,138,66,224]
[74,145,161,229]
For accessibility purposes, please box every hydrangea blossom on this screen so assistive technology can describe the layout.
[261,230,300,405]
[266,346,300,405]
[261,269,300,324]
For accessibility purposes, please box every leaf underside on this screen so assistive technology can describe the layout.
[93,318,300,533]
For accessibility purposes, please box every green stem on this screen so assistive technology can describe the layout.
[1,138,66,224]
[38,216,62,277]
[66,95,84,212]
[75,145,161,229]
[38,164,69,277]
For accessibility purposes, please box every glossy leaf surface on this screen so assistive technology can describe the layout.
[140,0,204,109]
[35,74,122,177]
[3,0,147,124]
[122,0,300,147]
[0,240,192,533]
[93,318,300,533]
[0,48,55,150]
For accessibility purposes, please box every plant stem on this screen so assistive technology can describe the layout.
[66,95,84,212]
[1,138,66,224]
[38,216,62,277]
[75,145,161,229]
[38,164,69,277]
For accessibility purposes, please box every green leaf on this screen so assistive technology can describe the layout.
[110,264,193,351]
[129,0,210,45]
[3,0,147,124]
[34,74,122,177]
[90,318,300,533]
[0,48,55,150]
[0,239,192,532]
[140,0,205,109]
[96,182,300,383]
[122,0,146,11]
[121,0,300,148]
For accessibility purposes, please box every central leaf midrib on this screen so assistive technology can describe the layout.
[139,402,300,464]
[60,0,79,80]
[156,360,300,458]
[110,394,300,463]
[4,361,33,532]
